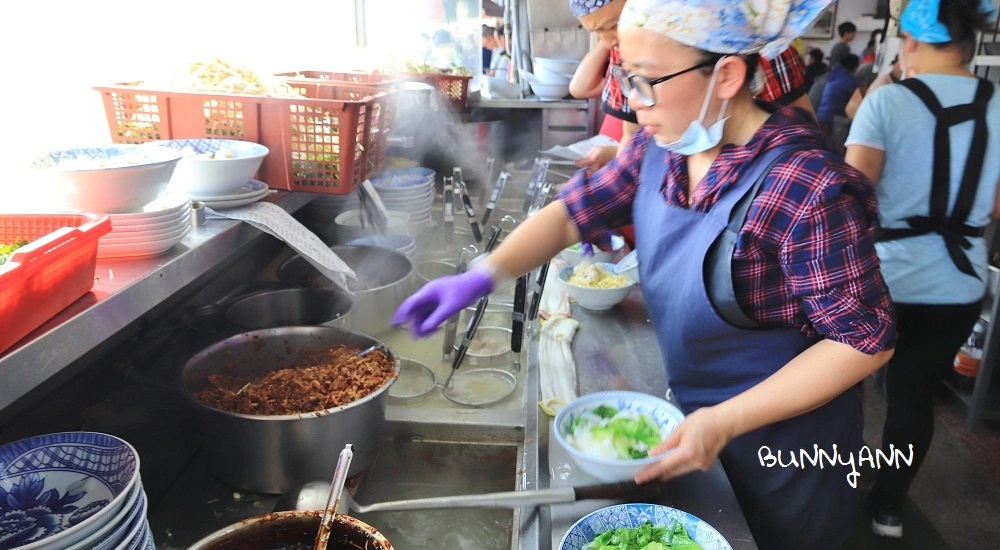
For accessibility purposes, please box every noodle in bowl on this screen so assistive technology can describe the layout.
[558,262,635,311]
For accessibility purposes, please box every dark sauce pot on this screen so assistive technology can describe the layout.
[188,510,393,550]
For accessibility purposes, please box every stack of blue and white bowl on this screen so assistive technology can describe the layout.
[0,432,151,550]
[299,167,435,245]
[367,167,436,228]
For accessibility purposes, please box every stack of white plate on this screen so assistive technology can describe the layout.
[0,432,154,550]
[188,180,270,209]
[99,191,192,259]
[369,167,435,226]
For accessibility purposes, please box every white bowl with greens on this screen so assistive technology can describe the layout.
[554,391,684,482]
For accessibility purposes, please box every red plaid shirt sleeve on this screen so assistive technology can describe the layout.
[757,47,809,105]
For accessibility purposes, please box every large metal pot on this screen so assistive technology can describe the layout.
[187,510,393,549]
[179,326,400,494]
[277,245,413,336]
[224,287,352,330]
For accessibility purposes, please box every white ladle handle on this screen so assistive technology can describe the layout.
[314,444,354,550]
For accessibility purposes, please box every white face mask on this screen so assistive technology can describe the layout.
[655,58,730,156]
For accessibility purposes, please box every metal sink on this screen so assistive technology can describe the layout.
[352,422,524,549]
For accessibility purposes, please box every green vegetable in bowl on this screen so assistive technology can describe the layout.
[584,520,701,550]
[568,405,664,459]
[0,239,29,266]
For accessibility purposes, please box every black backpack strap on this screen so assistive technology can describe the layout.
[705,144,811,329]
[880,78,994,279]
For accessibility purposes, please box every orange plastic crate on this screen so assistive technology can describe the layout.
[94,83,393,194]
[277,70,469,111]
[0,213,111,354]
[281,81,398,180]
[405,72,471,111]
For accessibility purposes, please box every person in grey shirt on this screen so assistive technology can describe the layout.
[829,21,857,67]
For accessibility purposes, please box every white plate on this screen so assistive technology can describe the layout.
[189,180,268,201]
[100,219,190,244]
[97,226,189,258]
[109,206,189,227]
[202,193,270,209]
[107,191,190,220]
[109,209,191,232]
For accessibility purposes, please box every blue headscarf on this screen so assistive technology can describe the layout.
[569,0,616,17]
[901,0,999,43]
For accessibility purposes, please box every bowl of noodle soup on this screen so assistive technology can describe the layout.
[558,262,635,311]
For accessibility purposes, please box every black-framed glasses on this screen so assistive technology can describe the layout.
[611,59,717,107]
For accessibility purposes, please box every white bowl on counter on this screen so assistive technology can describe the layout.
[534,57,582,75]
[533,64,573,84]
[558,262,636,310]
[30,145,183,214]
[482,76,521,99]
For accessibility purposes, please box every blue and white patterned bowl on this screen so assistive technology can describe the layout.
[559,503,733,550]
[369,167,435,190]
[30,145,183,214]
[148,139,269,197]
[0,432,140,550]
[553,391,685,482]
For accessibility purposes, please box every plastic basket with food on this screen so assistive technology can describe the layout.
[94,59,393,194]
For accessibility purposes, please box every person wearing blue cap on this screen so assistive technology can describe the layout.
[845,0,1000,539]
[395,0,898,547]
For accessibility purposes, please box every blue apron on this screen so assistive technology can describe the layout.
[633,143,863,549]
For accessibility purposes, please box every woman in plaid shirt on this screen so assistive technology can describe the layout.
[395,0,896,546]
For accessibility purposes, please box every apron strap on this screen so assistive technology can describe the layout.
[878,78,994,279]
[705,144,812,329]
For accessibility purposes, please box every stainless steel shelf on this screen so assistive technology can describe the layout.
[0,191,314,416]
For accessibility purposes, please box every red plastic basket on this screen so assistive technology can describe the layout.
[405,72,471,111]
[0,213,111,354]
[94,83,393,194]
[281,80,399,180]
[277,70,470,111]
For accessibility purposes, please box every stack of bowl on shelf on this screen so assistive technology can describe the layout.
[0,431,152,549]
[298,166,434,247]
[522,57,581,101]
[28,145,194,259]
[367,167,435,226]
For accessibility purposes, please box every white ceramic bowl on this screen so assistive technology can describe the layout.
[560,236,626,266]
[558,262,635,311]
[532,64,573,84]
[528,80,571,101]
[553,391,685,483]
[534,57,581,75]
[149,139,268,196]
[31,145,183,214]
[0,431,140,550]
[560,503,733,550]
[482,76,521,99]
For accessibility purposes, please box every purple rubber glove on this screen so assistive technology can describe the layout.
[391,267,495,338]
[580,242,595,257]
